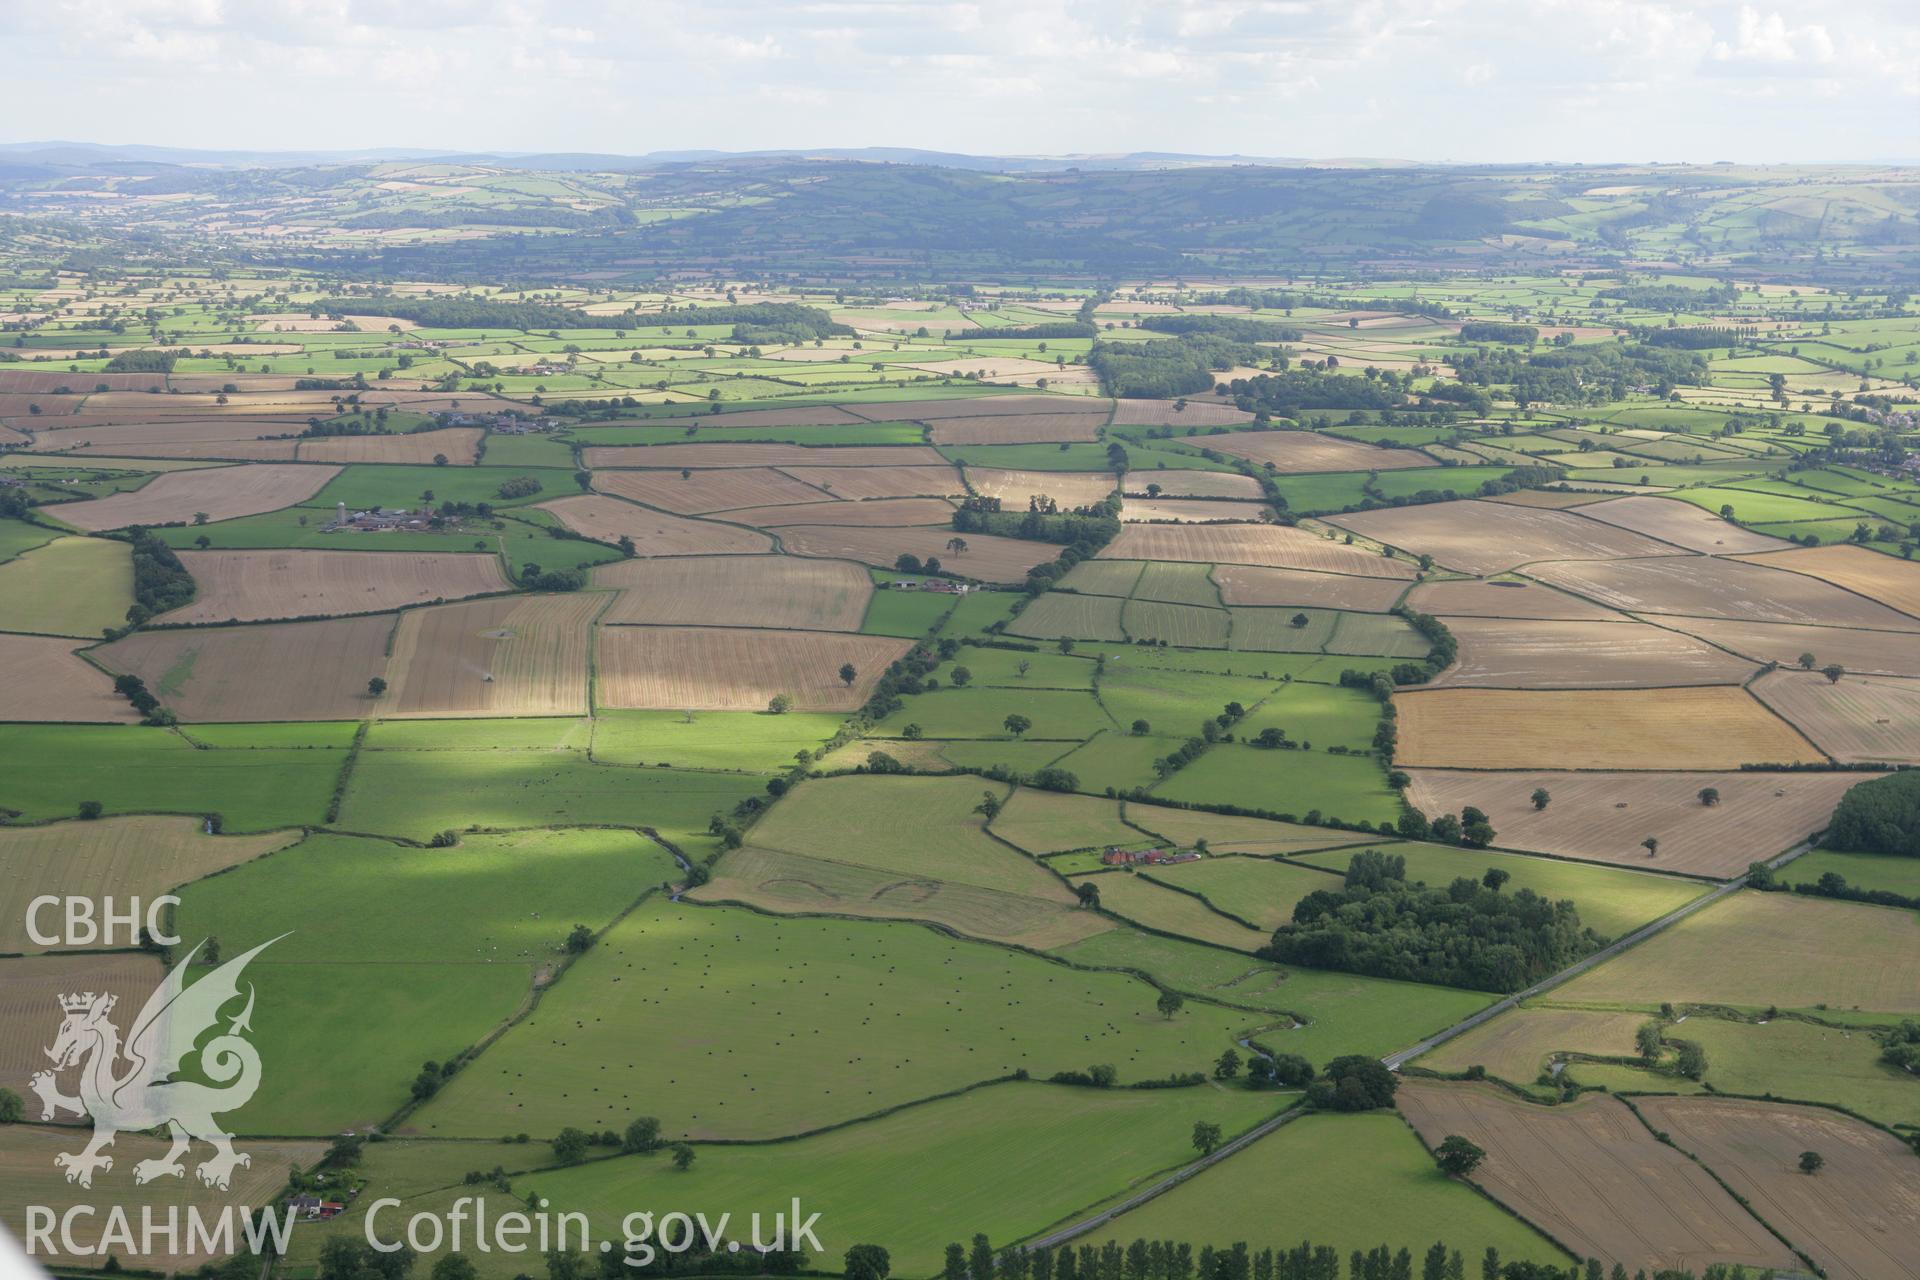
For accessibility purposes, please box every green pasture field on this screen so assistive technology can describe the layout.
[861,585,955,637]
[0,517,57,562]
[943,645,1096,689]
[176,721,359,749]
[1144,856,1342,930]
[1573,1015,1918,1129]
[935,738,1078,775]
[364,717,595,751]
[1563,462,1776,487]
[313,464,582,510]
[1006,593,1127,643]
[335,746,757,850]
[478,432,578,468]
[150,506,620,574]
[1057,560,1147,597]
[744,774,1065,898]
[1080,1112,1566,1265]
[1095,664,1281,737]
[1231,682,1380,751]
[414,899,1259,1141]
[1045,730,1178,795]
[1261,474,1371,513]
[1152,747,1399,827]
[938,588,1023,636]
[1122,599,1231,648]
[989,788,1154,854]
[1133,561,1225,607]
[0,535,132,636]
[1292,841,1708,941]
[875,685,1114,740]
[1090,644,1397,685]
[535,1083,1284,1276]
[1788,848,1920,898]
[593,710,842,772]
[1665,485,1849,523]
[0,723,345,830]
[1749,518,1890,545]
[1075,869,1268,951]
[1226,607,1341,652]
[1325,611,1431,657]
[176,828,676,1133]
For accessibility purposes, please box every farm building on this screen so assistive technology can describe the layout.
[1100,847,1200,867]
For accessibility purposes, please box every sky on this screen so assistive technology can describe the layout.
[6,0,1917,163]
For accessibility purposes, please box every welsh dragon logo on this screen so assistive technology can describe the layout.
[31,936,283,1190]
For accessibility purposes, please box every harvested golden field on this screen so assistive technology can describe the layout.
[1636,1097,1920,1280]
[297,426,482,465]
[535,495,772,554]
[721,497,955,527]
[1734,543,1920,621]
[0,1127,327,1271]
[1524,556,1920,630]
[594,555,872,631]
[22,416,306,459]
[693,845,1111,951]
[49,462,337,531]
[594,466,832,514]
[1211,564,1408,611]
[1751,670,1920,764]
[1395,687,1823,770]
[384,592,601,717]
[1111,398,1253,426]
[1560,889,1920,1011]
[166,549,511,623]
[1659,616,1920,678]
[597,626,911,711]
[1328,501,1683,576]
[0,1128,324,1274]
[778,464,965,500]
[1483,489,1610,509]
[1100,524,1419,577]
[95,616,396,722]
[1575,496,1793,554]
[1396,1083,1796,1276]
[583,443,946,469]
[597,406,869,428]
[1124,469,1265,499]
[0,953,169,1087]
[1433,618,1756,688]
[780,525,1054,582]
[1122,497,1266,523]
[965,467,1122,509]
[1404,577,1627,621]
[1417,1006,1647,1082]
[1202,431,1435,472]
[928,413,1106,445]
[0,634,136,722]
[0,817,298,953]
[1403,768,1870,877]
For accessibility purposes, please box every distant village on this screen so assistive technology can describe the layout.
[323,501,453,533]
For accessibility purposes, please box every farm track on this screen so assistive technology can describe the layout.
[1026,838,1816,1253]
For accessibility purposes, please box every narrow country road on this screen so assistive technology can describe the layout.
[1025,838,1816,1252]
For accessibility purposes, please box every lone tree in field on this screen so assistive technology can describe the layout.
[974,791,1002,820]
[565,923,594,953]
[622,1116,661,1154]
[1643,836,1660,858]
[1156,991,1184,1020]
[844,1245,892,1280]
[1074,881,1100,909]
[1822,663,1846,684]
[1676,1040,1708,1080]
[1291,612,1310,628]
[1481,868,1510,892]
[947,537,968,554]
[1798,652,1817,669]
[1531,787,1551,811]
[1191,1121,1224,1156]
[1434,1134,1486,1177]
[1131,719,1151,735]
[1016,659,1031,678]
[1003,713,1032,737]
[1698,786,1720,806]
[1214,1048,1241,1081]
[1636,1021,1663,1065]
[950,665,972,687]
[367,677,387,698]
[670,1143,695,1172]
[838,662,858,687]
[768,693,794,714]
[1799,1150,1825,1175]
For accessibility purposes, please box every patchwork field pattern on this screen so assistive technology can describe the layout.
[1750,669,1920,763]
[164,548,511,623]
[1329,501,1684,575]
[0,634,134,722]
[597,626,910,710]
[1432,618,1756,688]
[537,494,774,553]
[384,592,602,717]
[49,463,338,531]
[1102,524,1420,576]
[595,555,872,631]
[96,615,397,721]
